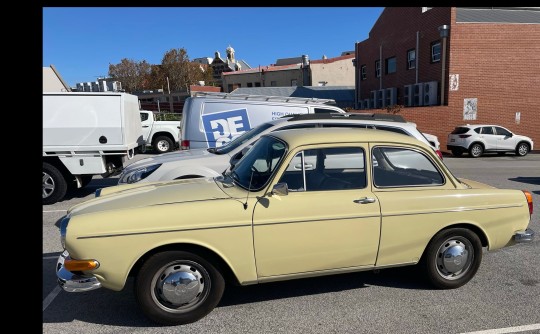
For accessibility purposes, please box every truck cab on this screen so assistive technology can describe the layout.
[140,110,180,153]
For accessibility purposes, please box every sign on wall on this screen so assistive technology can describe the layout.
[515,112,521,124]
[463,98,477,120]
[449,74,459,91]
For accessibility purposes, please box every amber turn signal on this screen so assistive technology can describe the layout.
[64,259,100,271]
[522,190,533,215]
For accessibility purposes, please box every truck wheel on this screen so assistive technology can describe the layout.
[135,251,225,325]
[153,136,174,153]
[43,163,67,205]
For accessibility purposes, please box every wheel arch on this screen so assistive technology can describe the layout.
[128,243,241,286]
[420,223,489,260]
[43,156,73,180]
[516,140,530,150]
[468,141,485,150]
[151,132,177,145]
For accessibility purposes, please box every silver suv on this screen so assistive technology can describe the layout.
[118,113,441,184]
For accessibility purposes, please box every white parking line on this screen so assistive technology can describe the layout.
[459,324,540,334]
[43,286,62,312]
[43,210,67,213]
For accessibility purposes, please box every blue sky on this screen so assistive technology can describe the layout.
[43,7,384,87]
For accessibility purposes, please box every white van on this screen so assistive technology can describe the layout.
[179,92,345,149]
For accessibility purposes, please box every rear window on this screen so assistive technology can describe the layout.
[451,127,469,134]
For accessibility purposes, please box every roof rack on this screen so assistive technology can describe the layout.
[192,92,336,105]
[285,113,406,123]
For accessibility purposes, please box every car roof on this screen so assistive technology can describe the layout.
[267,127,428,149]
[457,124,505,128]
[270,113,418,129]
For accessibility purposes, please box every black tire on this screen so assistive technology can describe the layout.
[451,149,463,157]
[422,228,482,289]
[515,142,530,157]
[468,143,483,158]
[153,136,174,153]
[43,163,68,205]
[135,251,225,325]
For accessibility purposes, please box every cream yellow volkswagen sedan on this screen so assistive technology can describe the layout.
[57,128,535,325]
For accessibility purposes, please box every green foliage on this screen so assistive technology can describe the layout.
[154,113,182,122]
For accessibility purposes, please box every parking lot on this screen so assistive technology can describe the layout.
[43,153,540,334]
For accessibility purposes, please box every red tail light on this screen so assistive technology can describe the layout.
[436,150,443,160]
[180,140,190,150]
[458,135,471,138]
[523,190,533,215]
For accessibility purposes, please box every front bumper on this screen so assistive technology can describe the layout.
[513,228,535,243]
[56,250,101,292]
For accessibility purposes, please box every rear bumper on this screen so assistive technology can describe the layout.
[513,228,535,243]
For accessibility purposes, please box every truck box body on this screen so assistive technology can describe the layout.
[43,92,143,152]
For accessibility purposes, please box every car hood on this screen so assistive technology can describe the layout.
[125,149,223,170]
[68,178,230,216]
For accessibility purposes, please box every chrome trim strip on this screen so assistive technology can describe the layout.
[78,223,251,239]
[255,214,380,227]
[382,203,523,218]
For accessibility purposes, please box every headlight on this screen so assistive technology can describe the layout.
[118,164,162,184]
[60,216,70,249]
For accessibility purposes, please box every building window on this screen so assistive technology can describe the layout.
[422,7,432,13]
[291,79,297,86]
[247,82,253,87]
[375,60,381,78]
[271,81,277,86]
[361,65,366,80]
[255,82,261,87]
[407,49,416,69]
[385,57,396,74]
[431,42,441,62]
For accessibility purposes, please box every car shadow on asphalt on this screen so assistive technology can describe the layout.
[508,177,540,186]
[42,264,430,327]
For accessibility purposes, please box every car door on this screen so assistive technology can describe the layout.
[480,126,497,150]
[494,126,515,151]
[252,144,381,278]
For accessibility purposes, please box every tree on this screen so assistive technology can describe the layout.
[160,48,215,90]
[108,58,151,93]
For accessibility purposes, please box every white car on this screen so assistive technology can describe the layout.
[423,133,440,150]
[447,124,534,158]
[118,113,442,184]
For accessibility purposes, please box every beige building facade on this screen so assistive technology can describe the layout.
[310,55,355,87]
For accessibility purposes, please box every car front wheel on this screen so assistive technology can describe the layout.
[515,142,530,157]
[135,251,225,325]
[422,228,482,289]
[468,143,483,158]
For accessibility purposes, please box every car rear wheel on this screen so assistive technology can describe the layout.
[135,251,225,325]
[451,149,463,157]
[153,136,174,153]
[422,228,482,289]
[515,142,530,157]
[468,143,483,158]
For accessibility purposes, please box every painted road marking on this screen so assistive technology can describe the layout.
[43,286,62,312]
[460,324,540,334]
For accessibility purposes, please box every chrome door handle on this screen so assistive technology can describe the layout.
[354,197,376,204]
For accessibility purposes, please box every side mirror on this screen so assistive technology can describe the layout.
[272,182,289,196]
[508,133,513,137]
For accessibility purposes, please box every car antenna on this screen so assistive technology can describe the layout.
[243,169,255,210]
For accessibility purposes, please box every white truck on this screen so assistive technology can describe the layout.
[139,110,180,153]
[43,92,145,204]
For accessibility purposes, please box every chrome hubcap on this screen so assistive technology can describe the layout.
[471,146,482,156]
[151,261,209,313]
[518,145,527,155]
[436,237,473,280]
[43,172,55,198]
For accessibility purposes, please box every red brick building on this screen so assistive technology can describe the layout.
[354,7,540,153]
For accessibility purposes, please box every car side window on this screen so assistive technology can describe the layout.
[140,113,149,122]
[481,127,494,135]
[313,108,337,114]
[494,127,511,136]
[372,147,444,187]
[279,147,366,191]
[473,128,481,134]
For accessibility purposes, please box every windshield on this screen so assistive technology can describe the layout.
[228,135,287,190]
[214,122,275,154]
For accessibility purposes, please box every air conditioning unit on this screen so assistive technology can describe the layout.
[423,81,438,106]
[385,87,397,107]
[377,89,386,108]
[403,85,413,107]
[370,91,378,108]
[413,83,424,106]
[363,98,372,109]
